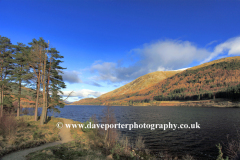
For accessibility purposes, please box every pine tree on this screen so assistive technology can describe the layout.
[0,36,14,117]
[39,41,49,125]
[42,48,66,123]
[12,43,33,118]
[28,38,48,121]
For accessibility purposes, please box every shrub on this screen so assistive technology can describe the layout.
[182,154,195,160]
[33,131,44,140]
[101,106,118,148]
[135,136,145,151]
[0,114,17,138]
[17,117,28,128]
[91,114,99,136]
[225,134,240,160]
[216,143,229,160]
[82,118,94,132]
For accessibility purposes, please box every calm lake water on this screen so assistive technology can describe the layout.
[28,105,240,159]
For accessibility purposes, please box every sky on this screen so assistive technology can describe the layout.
[1,0,240,102]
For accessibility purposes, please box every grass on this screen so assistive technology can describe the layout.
[0,115,63,157]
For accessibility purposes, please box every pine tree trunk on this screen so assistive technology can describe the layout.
[0,85,3,117]
[44,82,48,123]
[17,79,21,119]
[0,55,2,117]
[34,79,40,121]
[40,53,47,125]
[40,94,45,125]
[40,83,46,125]
[44,86,48,121]
[45,69,50,121]
[44,69,48,122]
[45,56,51,120]
[1,86,4,117]
[43,42,50,123]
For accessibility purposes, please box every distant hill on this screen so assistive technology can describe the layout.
[72,70,183,105]
[64,101,73,105]
[101,70,182,98]
[72,56,240,106]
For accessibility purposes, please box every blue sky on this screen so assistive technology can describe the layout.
[1,0,240,102]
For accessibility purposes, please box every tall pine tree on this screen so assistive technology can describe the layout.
[0,36,14,117]
[12,43,33,118]
[40,47,66,124]
[28,38,48,121]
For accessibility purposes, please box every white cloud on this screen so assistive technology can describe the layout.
[62,70,102,87]
[202,36,240,63]
[206,40,218,47]
[62,71,82,84]
[172,67,189,71]
[136,40,210,71]
[90,62,119,82]
[62,89,105,98]
[84,81,103,87]
[88,37,240,84]
[90,39,210,83]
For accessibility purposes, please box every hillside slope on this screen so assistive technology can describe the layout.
[72,56,240,106]
[72,70,182,105]
[101,70,182,98]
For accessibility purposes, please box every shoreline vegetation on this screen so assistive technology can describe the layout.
[19,98,240,108]
[20,98,240,108]
[68,99,240,108]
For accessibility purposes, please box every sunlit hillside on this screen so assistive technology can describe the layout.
[72,56,240,106]
[100,70,182,98]
[71,70,182,105]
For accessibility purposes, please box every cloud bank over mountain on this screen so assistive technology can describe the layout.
[89,39,208,83]
[89,37,240,84]
[202,36,240,63]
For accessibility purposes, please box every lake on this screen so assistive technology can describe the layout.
[28,105,240,159]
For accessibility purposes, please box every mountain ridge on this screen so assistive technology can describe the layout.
[72,56,240,107]
[100,70,182,98]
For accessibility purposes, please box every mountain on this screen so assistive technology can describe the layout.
[72,70,182,105]
[100,70,182,98]
[72,56,240,107]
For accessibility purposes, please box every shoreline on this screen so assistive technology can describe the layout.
[69,99,240,108]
